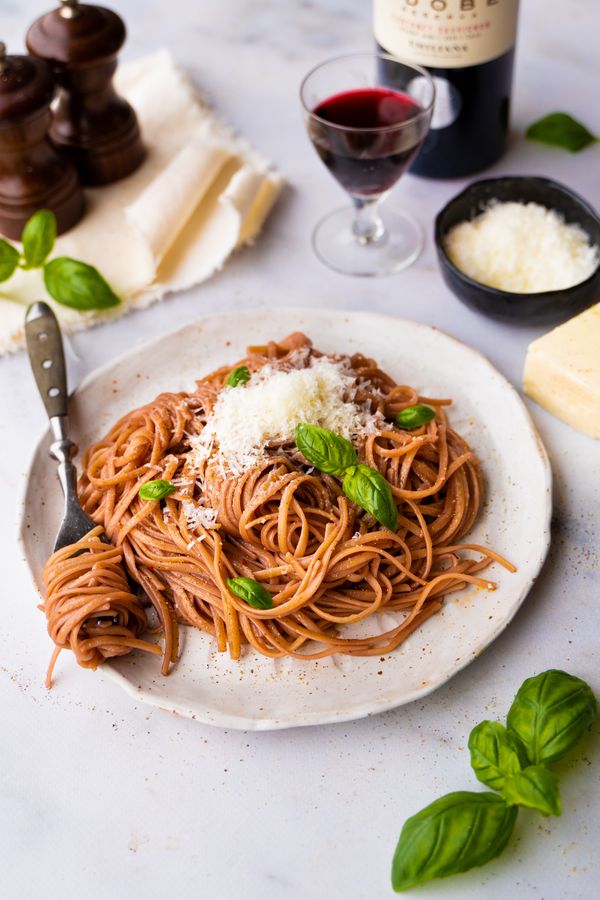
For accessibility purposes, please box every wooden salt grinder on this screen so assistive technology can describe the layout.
[26,0,145,186]
[0,42,84,240]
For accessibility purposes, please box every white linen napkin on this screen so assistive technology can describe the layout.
[0,49,283,354]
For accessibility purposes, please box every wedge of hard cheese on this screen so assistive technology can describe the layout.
[523,303,600,439]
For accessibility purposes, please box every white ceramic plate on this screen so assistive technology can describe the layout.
[19,308,551,730]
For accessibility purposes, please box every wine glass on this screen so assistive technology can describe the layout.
[300,53,435,277]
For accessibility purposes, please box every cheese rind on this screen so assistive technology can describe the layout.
[523,303,600,439]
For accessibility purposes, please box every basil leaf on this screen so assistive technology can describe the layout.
[525,112,598,153]
[391,791,517,892]
[501,765,561,817]
[343,464,397,532]
[468,721,527,791]
[295,423,357,476]
[395,404,436,430]
[138,479,176,501]
[507,669,597,765]
[0,239,19,282]
[226,365,251,387]
[21,209,56,268]
[227,576,273,610]
[44,257,121,311]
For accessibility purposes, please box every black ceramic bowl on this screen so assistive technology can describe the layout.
[434,176,600,325]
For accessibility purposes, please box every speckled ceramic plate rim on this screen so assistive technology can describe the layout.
[18,307,552,730]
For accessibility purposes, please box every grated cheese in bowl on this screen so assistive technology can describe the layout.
[444,201,599,293]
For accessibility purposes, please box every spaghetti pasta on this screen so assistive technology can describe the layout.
[41,526,163,687]
[41,333,514,679]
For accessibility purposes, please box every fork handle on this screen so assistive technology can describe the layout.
[25,302,99,553]
[25,301,78,506]
[25,302,68,420]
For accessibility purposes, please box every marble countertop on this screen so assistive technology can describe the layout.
[2,2,599,898]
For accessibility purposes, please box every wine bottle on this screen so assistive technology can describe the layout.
[374,0,520,178]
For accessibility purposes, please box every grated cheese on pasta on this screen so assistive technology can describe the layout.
[190,357,383,475]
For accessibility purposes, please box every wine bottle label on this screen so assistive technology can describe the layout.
[374,0,519,69]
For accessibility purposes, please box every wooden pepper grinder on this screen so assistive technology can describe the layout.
[26,0,145,186]
[0,42,85,239]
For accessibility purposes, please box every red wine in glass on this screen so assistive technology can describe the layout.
[300,53,434,277]
[310,87,426,197]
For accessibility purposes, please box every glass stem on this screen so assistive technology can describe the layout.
[351,196,385,246]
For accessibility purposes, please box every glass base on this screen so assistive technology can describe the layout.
[311,204,423,277]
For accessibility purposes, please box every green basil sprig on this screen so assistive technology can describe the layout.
[343,465,397,532]
[294,423,397,531]
[507,669,597,765]
[227,365,251,387]
[501,766,561,817]
[395,404,436,430]
[227,576,273,610]
[525,112,598,153]
[44,258,120,311]
[468,721,526,791]
[295,422,357,476]
[0,239,20,282]
[138,479,176,501]
[0,209,120,311]
[391,669,597,891]
[392,792,517,892]
[22,209,56,269]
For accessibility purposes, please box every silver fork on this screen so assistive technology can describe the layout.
[25,301,98,552]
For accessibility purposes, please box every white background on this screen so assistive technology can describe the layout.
[2,1,599,898]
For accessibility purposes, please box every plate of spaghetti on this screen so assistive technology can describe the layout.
[20,308,551,729]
